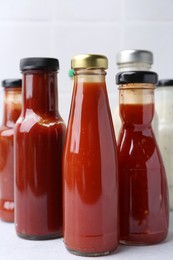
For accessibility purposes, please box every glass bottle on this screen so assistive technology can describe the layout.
[117,71,169,245]
[156,79,173,210]
[0,79,22,222]
[14,58,66,239]
[113,49,158,140]
[63,54,119,256]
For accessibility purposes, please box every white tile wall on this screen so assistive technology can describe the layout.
[0,22,52,79]
[123,23,173,79]
[124,0,173,21]
[53,0,122,21]
[0,0,53,20]
[52,23,121,94]
[0,0,173,124]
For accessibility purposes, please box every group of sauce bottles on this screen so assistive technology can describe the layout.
[0,54,169,256]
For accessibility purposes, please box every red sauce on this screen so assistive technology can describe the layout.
[14,71,66,239]
[63,81,119,255]
[0,88,21,222]
[118,103,169,244]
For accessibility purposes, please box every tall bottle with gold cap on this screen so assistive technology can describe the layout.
[63,54,119,256]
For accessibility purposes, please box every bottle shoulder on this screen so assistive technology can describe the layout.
[15,111,66,134]
[0,126,14,139]
[118,128,164,168]
[0,124,14,132]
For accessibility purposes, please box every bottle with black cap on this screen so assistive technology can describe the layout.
[114,49,158,140]
[0,79,22,222]
[116,71,169,245]
[156,79,173,210]
[14,58,66,240]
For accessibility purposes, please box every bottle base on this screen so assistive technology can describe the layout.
[0,210,14,223]
[66,246,111,257]
[120,231,168,245]
[17,232,62,240]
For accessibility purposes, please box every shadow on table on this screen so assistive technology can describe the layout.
[167,231,173,242]
[107,232,173,257]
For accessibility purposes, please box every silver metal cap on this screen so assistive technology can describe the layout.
[116,49,153,65]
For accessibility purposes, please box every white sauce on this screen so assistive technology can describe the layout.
[156,86,173,210]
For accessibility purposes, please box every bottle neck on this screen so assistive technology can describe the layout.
[2,88,22,127]
[74,68,106,84]
[22,70,59,116]
[119,83,155,126]
[118,62,151,72]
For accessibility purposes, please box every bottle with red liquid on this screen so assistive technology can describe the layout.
[116,71,169,245]
[63,54,119,256]
[0,79,22,222]
[14,58,66,239]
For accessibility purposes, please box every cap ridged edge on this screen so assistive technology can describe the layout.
[71,54,108,69]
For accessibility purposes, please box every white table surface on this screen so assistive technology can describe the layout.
[0,213,173,260]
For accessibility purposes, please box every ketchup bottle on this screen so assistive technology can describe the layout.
[0,79,22,222]
[116,71,169,245]
[14,58,66,239]
[63,54,119,256]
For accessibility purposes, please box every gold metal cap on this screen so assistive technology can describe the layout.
[71,54,108,69]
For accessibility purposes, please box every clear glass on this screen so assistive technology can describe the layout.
[63,68,119,256]
[118,83,169,245]
[0,87,22,222]
[113,61,159,140]
[117,62,151,71]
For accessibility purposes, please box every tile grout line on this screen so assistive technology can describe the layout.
[119,0,126,50]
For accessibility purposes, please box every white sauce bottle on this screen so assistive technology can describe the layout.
[156,79,173,210]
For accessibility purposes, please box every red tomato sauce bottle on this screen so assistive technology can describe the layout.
[116,71,169,245]
[14,58,66,239]
[0,79,22,222]
[63,54,119,256]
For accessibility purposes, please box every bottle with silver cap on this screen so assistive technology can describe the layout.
[113,49,158,139]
